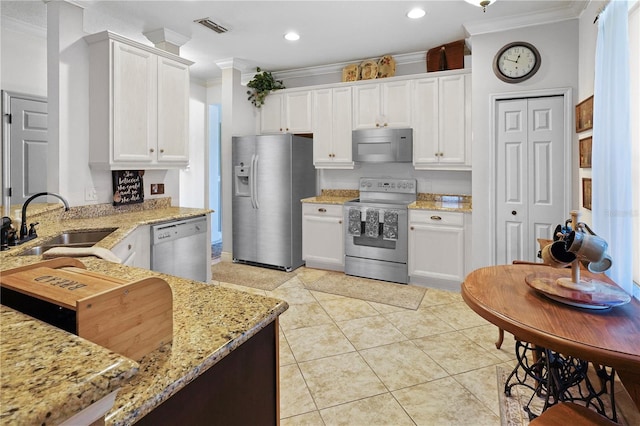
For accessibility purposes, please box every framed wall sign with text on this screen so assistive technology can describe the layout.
[112,170,144,206]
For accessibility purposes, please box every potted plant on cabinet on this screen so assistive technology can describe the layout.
[246,67,285,108]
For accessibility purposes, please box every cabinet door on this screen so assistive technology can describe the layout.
[285,91,312,133]
[260,93,284,133]
[331,86,353,164]
[110,226,150,269]
[157,57,190,164]
[412,78,440,166]
[112,41,156,164]
[302,204,344,270]
[408,223,464,282]
[352,84,381,129]
[438,75,466,164]
[382,80,412,128]
[312,88,333,164]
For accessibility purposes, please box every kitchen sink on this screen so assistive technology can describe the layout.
[18,228,117,256]
[45,229,117,245]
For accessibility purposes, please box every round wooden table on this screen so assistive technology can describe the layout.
[461,264,640,412]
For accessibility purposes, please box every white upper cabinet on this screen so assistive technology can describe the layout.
[157,57,190,163]
[412,72,471,170]
[352,80,412,129]
[260,90,313,134]
[312,86,354,168]
[86,31,193,170]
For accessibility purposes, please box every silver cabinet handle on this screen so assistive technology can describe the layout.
[430,215,442,221]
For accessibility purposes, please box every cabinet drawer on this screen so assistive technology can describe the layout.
[409,210,463,226]
[303,203,343,217]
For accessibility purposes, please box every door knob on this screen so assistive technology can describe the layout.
[512,210,517,216]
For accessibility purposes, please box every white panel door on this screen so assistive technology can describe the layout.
[8,95,48,204]
[496,96,565,264]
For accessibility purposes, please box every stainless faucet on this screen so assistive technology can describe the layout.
[17,192,70,243]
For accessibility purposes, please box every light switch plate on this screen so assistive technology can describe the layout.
[85,187,98,201]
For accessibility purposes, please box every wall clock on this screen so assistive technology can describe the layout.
[493,41,541,83]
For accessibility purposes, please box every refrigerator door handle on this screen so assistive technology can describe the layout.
[249,154,256,209]
[253,154,260,209]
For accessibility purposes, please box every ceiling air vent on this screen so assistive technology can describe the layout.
[194,18,228,34]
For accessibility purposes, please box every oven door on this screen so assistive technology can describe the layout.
[343,203,408,263]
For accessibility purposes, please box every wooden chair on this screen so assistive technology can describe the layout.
[529,402,617,426]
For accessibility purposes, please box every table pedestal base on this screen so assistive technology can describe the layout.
[504,340,618,422]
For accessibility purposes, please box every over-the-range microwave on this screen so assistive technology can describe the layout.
[352,128,413,163]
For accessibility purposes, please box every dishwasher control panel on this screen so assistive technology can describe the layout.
[151,216,206,244]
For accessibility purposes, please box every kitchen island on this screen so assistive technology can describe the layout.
[1,201,288,425]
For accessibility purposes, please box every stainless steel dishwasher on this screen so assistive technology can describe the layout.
[150,216,208,282]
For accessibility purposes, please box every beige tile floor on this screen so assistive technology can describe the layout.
[220,267,519,425]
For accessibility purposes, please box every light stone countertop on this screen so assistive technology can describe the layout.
[301,189,359,205]
[302,190,472,212]
[0,202,288,425]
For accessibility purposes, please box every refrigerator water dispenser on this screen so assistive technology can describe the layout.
[234,165,250,197]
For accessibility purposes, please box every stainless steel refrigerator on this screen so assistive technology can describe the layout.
[232,134,316,271]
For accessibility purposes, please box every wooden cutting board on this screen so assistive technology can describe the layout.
[1,258,173,360]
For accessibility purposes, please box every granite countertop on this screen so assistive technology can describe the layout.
[0,201,289,425]
[302,190,472,212]
[0,305,139,426]
[301,189,359,205]
[409,194,472,213]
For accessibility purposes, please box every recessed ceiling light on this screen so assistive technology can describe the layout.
[407,8,426,19]
[284,32,300,41]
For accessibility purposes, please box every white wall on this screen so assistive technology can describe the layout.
[1,18,47,96]
[179,81,208,208]
[470,19,580,269]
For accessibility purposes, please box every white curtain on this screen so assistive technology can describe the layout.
[593,0,633,295]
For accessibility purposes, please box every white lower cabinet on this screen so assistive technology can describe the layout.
[302,203,344,271]
[408,210,465,285]
[110,225,150,268]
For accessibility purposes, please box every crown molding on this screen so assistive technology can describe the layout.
[463,2,582,37]
[270,51,427,81]
[215,57,251,71]
[143,28,191,47]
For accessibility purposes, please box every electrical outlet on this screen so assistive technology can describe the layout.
[151,183,164,195]
[85,187,98,201]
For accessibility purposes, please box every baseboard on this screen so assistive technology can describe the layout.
[409,275,462,292]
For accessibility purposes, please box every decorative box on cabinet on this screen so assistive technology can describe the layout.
[85,31,193,170]
[302,203,344,271]
[352,80,412,129]
[408,209,466,289]
[260,90,313,134]
[412,72,471,170]
[312,87,354,169]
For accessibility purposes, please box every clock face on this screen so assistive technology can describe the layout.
[493,42,541,83]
